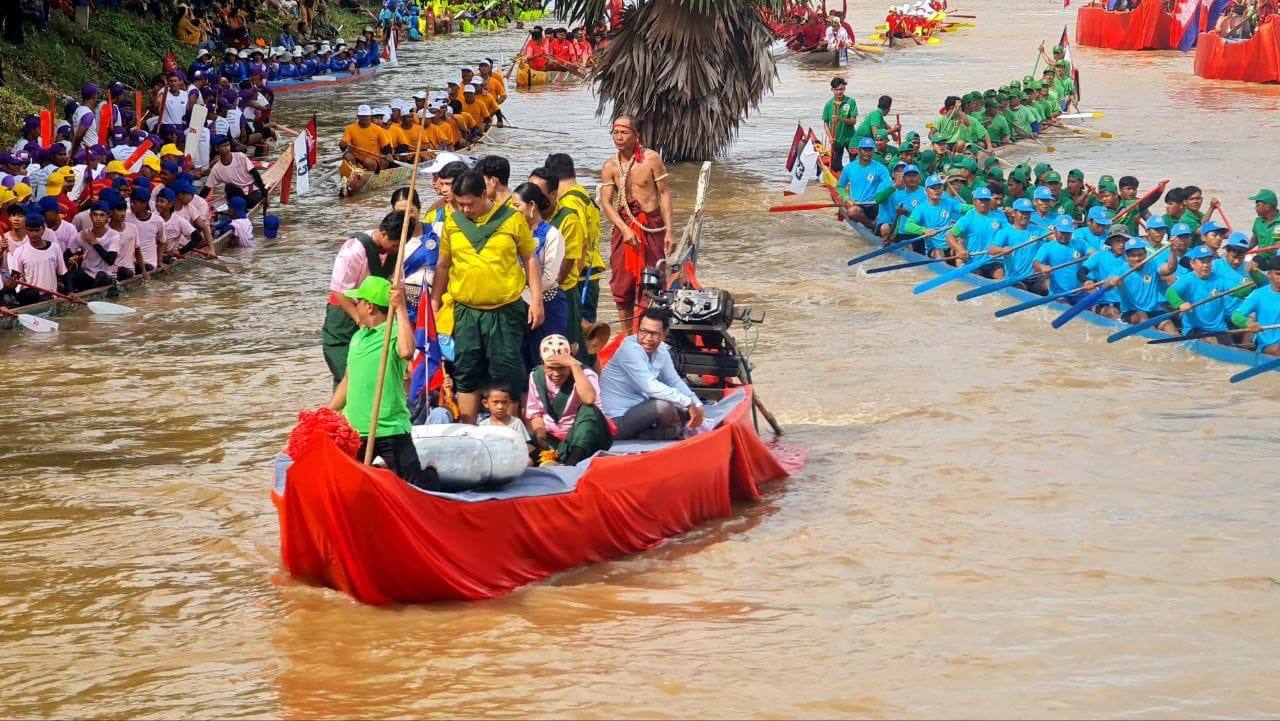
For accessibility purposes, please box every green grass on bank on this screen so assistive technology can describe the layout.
[0,1,378,140]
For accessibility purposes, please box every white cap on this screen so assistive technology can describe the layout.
[463,83,476,93]
[426,152,465,173]
[469,79,484,88]
[431,91,448,101]
[357,104,372,116]
[393,97,407,108]
[413,91,427,100]
[381,108,392,122]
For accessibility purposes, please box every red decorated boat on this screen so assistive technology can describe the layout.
[1195,18,1280,83]
[270,163,805,605]
[1076,0,1175,50]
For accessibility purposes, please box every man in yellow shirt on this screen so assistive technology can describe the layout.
[427,103,461,150]
[340,104,392,170]
[473,79,500,120]
[460,84,490,126]
[388,105,430,162]
[430,169,545,423]
[529,165,588,360]
[479,59,507,103]
[545,153,605,323]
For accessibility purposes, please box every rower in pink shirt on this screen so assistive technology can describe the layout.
[7,212,66,304]
[127,189,165,271]
[205,135,267,207]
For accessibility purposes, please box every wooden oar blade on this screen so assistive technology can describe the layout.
[86,300,137,315]
[1230,356,1280,383]
[187,256,234,274]
[1050,286,1107,329]
[17,313,58,332]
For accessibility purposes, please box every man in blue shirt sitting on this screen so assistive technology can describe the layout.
[600,308,705,440]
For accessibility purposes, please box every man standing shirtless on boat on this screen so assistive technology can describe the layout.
[600,115,674,334]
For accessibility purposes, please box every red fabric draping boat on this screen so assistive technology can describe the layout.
[1195,19,1280,82]
[272,386,803,605]
[1076,0,1174,50]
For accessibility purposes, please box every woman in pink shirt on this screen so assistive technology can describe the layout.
[524,334,613,466]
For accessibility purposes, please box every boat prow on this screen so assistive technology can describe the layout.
[271,387,803,604]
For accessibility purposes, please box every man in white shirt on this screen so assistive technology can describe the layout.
[127,189,164,271]
[7,212,66,305]
[204,135,266,207]
[599,307,705,440]
[824,17,851,50]
[68,204,121,290]
[106,198,142,280]
[39,196,79,251]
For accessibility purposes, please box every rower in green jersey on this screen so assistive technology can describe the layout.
[822,76,859,172]
[1250,188,1280,259]
[1005,169,1031,208]
[1041,171,1079,220]
[931,96,965,148]
[855,95,899,142]
[1006,94,1035,137]
[984,101,1012,145]
[873,129,899,167]
[1160,187,1202,239]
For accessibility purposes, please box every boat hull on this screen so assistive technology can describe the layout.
[338,159,415,199]
[1076,0,1174,50]
[271,386,795,604]
[1194,22,1280,83]
[512,60,582,88]
[269,65,382,94]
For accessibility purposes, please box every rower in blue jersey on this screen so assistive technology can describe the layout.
[1231,258,1280,355]
[1071,205,1111,252]
[988,197,1044,284]
[1081,225,1132,319]
[902,173,968,258]
[876,164,928,242]
[1030,186,1059,231]
[873,160,907,241]
[837,137,892,229]
[1032,215,1088,297]
[1167,245,1256,340]
[1169,222,1197,276]
[1213,232,1255,317]
[1112,238,1179,330]
[945,186,1007,277]
[1143,214,1169,250]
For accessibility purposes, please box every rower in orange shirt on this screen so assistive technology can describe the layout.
[460,84,490,126]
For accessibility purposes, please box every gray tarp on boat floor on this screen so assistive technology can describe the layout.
[273,394,746,503]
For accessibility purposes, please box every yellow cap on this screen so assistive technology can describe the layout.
[0,187,15,206]
[159,143,183,157]
[44,177,64,195]
[50,166,76,180]
[141,155,161,172]
[12,182,33,201]
[105,160,129,175]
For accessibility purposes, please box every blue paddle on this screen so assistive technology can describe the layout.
[1052,246,1170,330]
[994,286,1083,318]
[913,230,1050,296]
[1106,280,1255,344]
[957,255,1087,302]
[1230,355,1280,383]
[847,236,919,267]
[867,255,954,274]
[1148,323,1280,345]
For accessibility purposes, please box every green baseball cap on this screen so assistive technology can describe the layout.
[1052,44,1064,53]
[955,156,979,172]
[874,128,889,140]
[904,130,920,143]
[1098,174,1115,185]
[1068,168,1084,181]
[1042,170,1062,184]
[1008,168,1029,184]
[1033,162,1052,179]
[1098,180,1118,193]
[1250,189,1278,207]
[985,166,1005,181]
[344,275,392,307]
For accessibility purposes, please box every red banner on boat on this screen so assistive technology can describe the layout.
[1195,17,1280,83]
[1076,0,1174,50]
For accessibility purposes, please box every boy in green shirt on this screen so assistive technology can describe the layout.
[328,275,440,490]
[822,76,858,172]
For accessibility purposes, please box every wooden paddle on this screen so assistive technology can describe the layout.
[18,283,135,315]
[0,307,58,333]
[1230,354,1280,383]
[769,202,838,213]
[363,85,432,466]
[1107,280,1255,344]
[1061,124,1113,140]
[1147,323,1280,345]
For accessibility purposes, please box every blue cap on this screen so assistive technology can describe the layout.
[1185,245,1215,261]
[130,188,151,202]
[1225,231,1250,249]
[902,164,920,175]
[160,161,181,175]
[1054,215,1076,232]
[157,187,176,202]
[1012,197,1034,212]
[1199,219,1227,235]
[925,173,944,188]
[37,196,61,213]
[1033,186,1055,201]
[1123,238,1147,252]
[24,212,44,228]
[1146,215,1169,231]
[1171,222,1193,237]
[857,137,876,150]
[972,187,994,201]
[1087,206,1113,225]
[172,180,197,194]
[211,134,229,148]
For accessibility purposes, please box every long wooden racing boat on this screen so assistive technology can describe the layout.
[1195,20,1280,84]
[512,59,586,88]
[269,64,383,94]
[271,162,805,605]
[823,177,1275,371]
[337,159,416,198]
[0,146,293,331]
